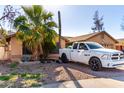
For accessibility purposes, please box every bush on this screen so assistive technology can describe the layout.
[9,62,19,68]
[0,76,11,81]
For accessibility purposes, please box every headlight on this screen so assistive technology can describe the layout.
[101,54,110,60]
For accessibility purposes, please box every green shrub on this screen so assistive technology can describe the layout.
[0,76,11,81]
[10,72,18,75]
[9,62,18,68]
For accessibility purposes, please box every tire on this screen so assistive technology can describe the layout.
[61,54,68,63]
[89,57,102,71]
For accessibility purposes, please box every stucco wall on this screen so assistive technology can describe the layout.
[10,37,22,61]
[60,39,66,48]
[0,47,8,60]
[87,33,116,49]
[55,36,66,48]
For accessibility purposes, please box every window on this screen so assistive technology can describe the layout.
[73,43,78,49]
[86,42,103,49]
[79,43,88,50]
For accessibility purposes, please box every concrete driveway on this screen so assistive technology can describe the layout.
[42,65,124,88]
[41,76,124,88]
[40,62,124,88]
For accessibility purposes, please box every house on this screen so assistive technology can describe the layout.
[0,32,68,61]
[0,33,22,61]
[0,31,120,61]
[116,38,124,50]
[64,31,119,49]
[55,36,69,48]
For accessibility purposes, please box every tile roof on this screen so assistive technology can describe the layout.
[117,38,124,42]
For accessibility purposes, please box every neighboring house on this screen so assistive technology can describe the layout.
[116,38,124,50]
[64,31,119,49]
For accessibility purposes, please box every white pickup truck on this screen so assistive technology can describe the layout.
[59,42,124,71]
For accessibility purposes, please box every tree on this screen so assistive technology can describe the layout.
[14,5,57,60]
[0,29,7,46]
[91,10,105,32]
[0,5,20,46]
[121,17,124,30]
[0,5,20,61]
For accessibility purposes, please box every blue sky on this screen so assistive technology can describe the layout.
[1,5,124,39]
[44,5,124,39]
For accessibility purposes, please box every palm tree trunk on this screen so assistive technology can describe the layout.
[31,44,44,61]
[31,46,38,60]
[38,44,43,59]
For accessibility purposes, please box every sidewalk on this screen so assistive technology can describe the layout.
[41,77,124,88]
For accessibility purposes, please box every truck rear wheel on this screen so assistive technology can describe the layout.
[89,57,102,71]
[61,54,68,63]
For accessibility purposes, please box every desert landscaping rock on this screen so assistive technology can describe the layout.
[0,61,124,87]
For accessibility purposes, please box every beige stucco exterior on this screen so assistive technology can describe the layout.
[60,39,66,48]
[0,31,118,61]
[0,36,22,61]
[0,47,8,60]
[0,34,67,61]
[87,33,116,49]
[55,36,68,48]
[116,39,124,50]
[9,37,22,61]
[66,31,118,49]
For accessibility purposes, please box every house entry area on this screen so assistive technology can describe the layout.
[22,43,32,62]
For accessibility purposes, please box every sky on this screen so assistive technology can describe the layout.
[44,5,124,39]
[1,5,124,39]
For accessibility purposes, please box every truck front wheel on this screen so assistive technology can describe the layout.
[89,57,102,71]
[61,54,68,63]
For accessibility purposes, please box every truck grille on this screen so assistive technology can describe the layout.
[111,53,124,60]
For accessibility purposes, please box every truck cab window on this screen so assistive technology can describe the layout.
[79,43,88,50]
[73,43,78,49]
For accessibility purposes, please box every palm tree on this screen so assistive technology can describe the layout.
[0,28,7,46]
[14,5,57,60]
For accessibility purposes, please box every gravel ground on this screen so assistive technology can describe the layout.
[0,61,124,85]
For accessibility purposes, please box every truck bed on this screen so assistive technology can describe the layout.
[59,48,72,61]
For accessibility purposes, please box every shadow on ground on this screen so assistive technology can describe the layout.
[40,61,124,87]
[0,61,124,87]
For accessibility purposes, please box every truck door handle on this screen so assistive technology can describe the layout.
[77,50,80,52]
[84,54,90,56]
[71,50,73,52]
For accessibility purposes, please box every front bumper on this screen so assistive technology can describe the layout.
[101,59,124,68]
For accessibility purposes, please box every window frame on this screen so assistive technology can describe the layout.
[73,43,78,49]
[79,43,88,50]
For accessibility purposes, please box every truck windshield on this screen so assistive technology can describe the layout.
[86,43,103,49]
